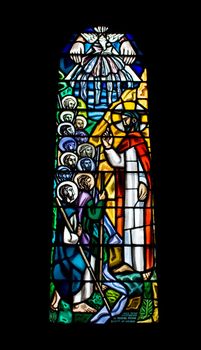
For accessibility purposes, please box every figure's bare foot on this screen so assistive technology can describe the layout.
[143,271,152,280]
[50,290,61,311]
[73,302,97,313]
[113,264,134,274]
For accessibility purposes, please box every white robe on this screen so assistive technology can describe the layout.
[105,146,148,272]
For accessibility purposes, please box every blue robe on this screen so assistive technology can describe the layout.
[52,207,89,302]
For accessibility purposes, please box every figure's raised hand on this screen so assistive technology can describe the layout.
[77,224,82,237]
[99,191,106,200]
[120,41,136,65]
[102,128,113,149]
[70,42,84,63]
[138,182,148,201]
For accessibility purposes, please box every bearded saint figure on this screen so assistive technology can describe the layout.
[89,88,154,279]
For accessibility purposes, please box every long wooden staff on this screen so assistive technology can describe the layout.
[56,196,110,312]
[99,171,104,288]
[94,145,104,288]
[98,147,113,287]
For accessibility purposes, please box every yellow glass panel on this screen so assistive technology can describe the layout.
[104,111,112,123]
[111,125,125,137]
[142,127,149,138]
[137,82,148,98]
[99,160,113,171]
[106,174,115,199]
[138,99,148,109]
[112,113,122,123]
[106,207,115,226]
[145,137,151,149]
[121,89,137,102]
[113,136,125,148]
[95,173,102,192]
[89,136,100,146]
[123,101,135,110]
[141,68,147,81]
[106,200,115,207]
[113,137,122,149]
[100,150,106,161]
[141,114,148,122]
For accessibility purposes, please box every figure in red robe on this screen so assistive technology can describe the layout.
[102,110,154,278]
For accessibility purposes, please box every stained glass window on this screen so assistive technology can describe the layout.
[49,25,159,325]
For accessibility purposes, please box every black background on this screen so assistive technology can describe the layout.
[6,2,194,346]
